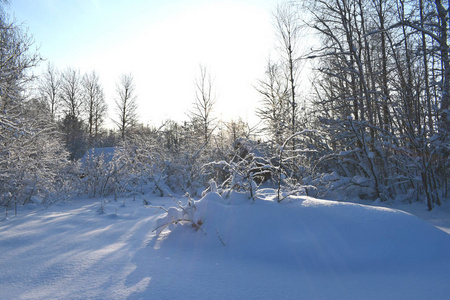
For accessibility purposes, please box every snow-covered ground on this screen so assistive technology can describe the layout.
[1,191,449,299]
[389,201,450,235]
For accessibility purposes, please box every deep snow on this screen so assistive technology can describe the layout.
[1,191,449,299]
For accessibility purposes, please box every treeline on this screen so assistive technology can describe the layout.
[37,65,141,160]
[0,0,449,213]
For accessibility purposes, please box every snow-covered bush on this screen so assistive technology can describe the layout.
[111,132,170,199]
[0,121,71,212]
[78,148,116,197]
[204,138,272,200]
[271,130,330,201]
[153,191,252,246]
[154,195,201,235]
[164,150,207,196]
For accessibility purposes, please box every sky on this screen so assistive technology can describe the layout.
[8,0,281,128]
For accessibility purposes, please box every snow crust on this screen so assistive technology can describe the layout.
[1,191,449,299]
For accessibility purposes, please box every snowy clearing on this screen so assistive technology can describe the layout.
[1,191,449,300]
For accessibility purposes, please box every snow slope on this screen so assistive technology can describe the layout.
[1,191,449,299]
[391,201,450,235]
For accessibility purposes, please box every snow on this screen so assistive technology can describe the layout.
[384,201,450,235]
[1,191,450,299]
[79,147,116,165]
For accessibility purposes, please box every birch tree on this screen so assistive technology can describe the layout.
[190,65,216,146]
[38,63,60,121]
[60,67,82,118]
[82,71,107,145]
[255,59,290,147]
[114,73,138,140]
[59,67,86,159]
[274,2,302,139]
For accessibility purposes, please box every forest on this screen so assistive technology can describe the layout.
[1,0,449,214]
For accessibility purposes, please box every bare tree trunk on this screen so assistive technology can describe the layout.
[274,2,301,144]
[435,0,450,132]
[375,0,392,131]
[420,0,434,135]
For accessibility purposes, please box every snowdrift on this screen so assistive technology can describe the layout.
[156,191,450,271]
[151,191,450,299]
[1,192,449,299]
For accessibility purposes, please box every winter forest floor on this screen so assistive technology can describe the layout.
[1,191,450,300]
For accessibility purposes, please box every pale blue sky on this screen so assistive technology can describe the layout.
[9,0,280,127]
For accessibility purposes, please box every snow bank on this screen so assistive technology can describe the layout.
[150,191,450,299]
[156,192,450,271]
[1,192,449,299]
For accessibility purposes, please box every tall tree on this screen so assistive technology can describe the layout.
[274,2,302,138]
[38,63,60,121]
[114,73,138,140]
[59,67,86,159]
[434,0,450,133]
[60,67,82,118]
[190,65,216,146]
[255,59,290,147]
[82,71,107,145]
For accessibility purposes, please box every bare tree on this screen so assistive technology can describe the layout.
[93,91,108,141]
[58,67,86,159]
[60,67,82,118]
[38,63,60,121]
[274,2,302,138]
[82,71,107,145]
[256,59,290,147]
[190,65,216,146]
[434,0,450,133]
[114,73,138,140]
